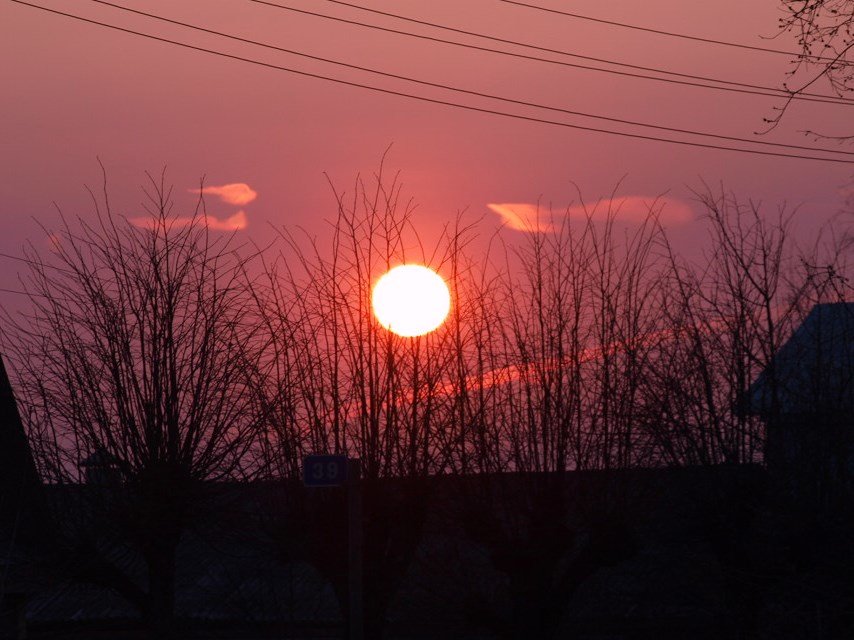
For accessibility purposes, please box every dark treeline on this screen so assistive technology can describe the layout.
[246,172,851,479]
[5,170,850,484]
[1,167,851,637]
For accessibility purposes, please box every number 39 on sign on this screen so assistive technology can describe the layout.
[303,454,349,487]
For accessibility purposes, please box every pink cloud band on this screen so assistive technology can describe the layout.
[129,210,247,231]
[488,196,693,232]
[193,183,257,206]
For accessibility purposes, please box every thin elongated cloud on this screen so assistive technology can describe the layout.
[568,196,693,225]
[486,203,557,233]
[204,210,248,230]
[367,323,715,418]
[192,183,257,205]
[488,196,693,232]
[129,210,248,231]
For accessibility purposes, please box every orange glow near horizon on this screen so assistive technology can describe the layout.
[372,265,451,337]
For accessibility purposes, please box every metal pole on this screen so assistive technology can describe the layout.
[347,458,363,640]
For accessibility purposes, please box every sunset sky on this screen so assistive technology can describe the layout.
[2,0,853,301]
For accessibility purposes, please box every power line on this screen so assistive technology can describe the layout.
[247,0,853,107]
[0,287,34,297]
[86,0,854,157]
[308,0,852,103]
[499,0,843,62]
[11,0,854,165]
[0,287,64,300]
[0,252,73,273]
[0,252,41,268]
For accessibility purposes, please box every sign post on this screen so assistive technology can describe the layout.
[347,458,363,640]
[302,454,363,640]
[302,454,348,487]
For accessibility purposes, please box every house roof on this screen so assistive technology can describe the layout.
[745,302,854,417]
[0,354,43,510]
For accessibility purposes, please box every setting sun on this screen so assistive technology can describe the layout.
[372,265,451,337]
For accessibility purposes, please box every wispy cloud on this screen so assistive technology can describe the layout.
[569,196,693,225]
[192,183,257,206]
[486,203,557,232]
[205,210,248,230]
[488,196,693,232]
[129,211,248,231]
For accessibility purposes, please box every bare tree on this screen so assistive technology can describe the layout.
[2,154,852,637]
[645,190,792,466]
[248,162,487,636]
[643,185,852,468]
[251,167,464,479]
[436,195,670,639]
[770,1,854,137]
[1,170,264,637]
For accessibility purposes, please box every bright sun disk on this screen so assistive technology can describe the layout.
[372,265,451,337]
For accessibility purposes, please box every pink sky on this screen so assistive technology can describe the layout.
[1,0,852,301]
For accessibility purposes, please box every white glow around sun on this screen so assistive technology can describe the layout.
[372,265,451,337]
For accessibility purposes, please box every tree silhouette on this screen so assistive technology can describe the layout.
[2,169,265,637]
[772,1,854,137]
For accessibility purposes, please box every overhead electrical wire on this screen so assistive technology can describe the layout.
[247,0,853,107]
[0,251,74,298]
[84,0,854,158]
[10,0,854,164]
[0,252,46,268]
[0,287,37,297]
[302,0,853,103]
[0,286,70,300]
[0,252,75,274]
[498,0,845,63]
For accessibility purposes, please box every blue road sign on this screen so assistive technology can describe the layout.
[303,454,349,487]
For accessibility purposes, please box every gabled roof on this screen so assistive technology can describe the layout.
[746,302,854,417]
[1,353,55,595]
[1,354,47,536]
[0,354,42,500]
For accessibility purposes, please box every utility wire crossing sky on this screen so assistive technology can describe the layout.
[10,0,854,164]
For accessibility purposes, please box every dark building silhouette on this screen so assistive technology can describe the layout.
[746,302,854,500]
[79,448,123,487]
[0,354,51,638]
[0,355,44,532]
